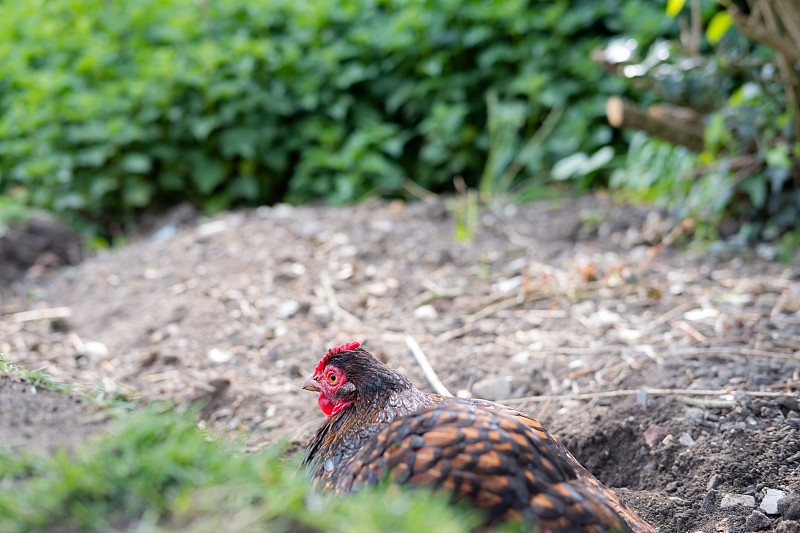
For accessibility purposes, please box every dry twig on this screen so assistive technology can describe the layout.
[674,395,736,408]
[644,302,694,332]
[636,218,695,276]
[405,335,452,397]
[8,307,72,323]
[672,347,796,359]
[318,271,363,327]
[766,380,800,389]
[674,320,709,343]
[499,387,794,404]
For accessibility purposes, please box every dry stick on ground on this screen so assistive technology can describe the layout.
[766,380,800,390]
[671,347,797,359]
[412,279,465,308]
[674,320,709,343]
[500,388,796,405]
[675,395,737,408]
[636,218,695,277]
[405,335,452,397]
[644,302,695,333]
[9,307,72,323]
[318,271,363,328]
[319,273,452,397]
[439,288,553,342]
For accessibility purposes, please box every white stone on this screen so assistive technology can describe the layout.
[760,488,786,515]
[208,348,233,363]
[366,281,389,296]
[510,351,531,364]
[197,219,227,236]
[414,304,438,320]
[679,432,696,446]
[83,341,110,361]
[492,276,523,294]
[472,376,512,401]
[277,300,300,318]
[720,494,756,509]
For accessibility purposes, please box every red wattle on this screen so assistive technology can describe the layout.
[318,392,334,416]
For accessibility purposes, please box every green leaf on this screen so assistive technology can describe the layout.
[123,178,154,208]
[228,175,260,200]
[53,193,86,211]
[158,171,184,191]
[551,153,589,181]
[765,143,791,170]
[190,158,226,195]
[120,153,152,174]
[551,147,613,181]
[740,176,766,209]
[666,0,686,17]
[706,11,732,44]
[220,128,259,159]
[89,176,118,199]
[585,146,615,172]
[203,192,231,215]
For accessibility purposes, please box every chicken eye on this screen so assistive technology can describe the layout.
[328,373,338,384]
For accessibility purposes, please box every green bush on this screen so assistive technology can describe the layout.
[0,403,498,533]
[609,1,800,250]
[0,0,670,235]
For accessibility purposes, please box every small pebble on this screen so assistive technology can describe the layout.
[779,494,800,520]
[277,300,300,318]
[471,376,512,401]
[82,340,110,362]
[685,407,705,421]
[760,488,786,515]
[707,473,723,491]
[745,510,771,531]
[636,389,648,408]
[492,276,523,294]
[679,432,696,446]
[510,352,531,364]
[414,304,438,320]
[702,489,716,510]
[208,347,233,363]
[778,396,800,412]
[643,424,668,447]
[775,521,800,533]
[720,493,756,508]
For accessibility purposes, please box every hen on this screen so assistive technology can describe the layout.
[303,342,654,533]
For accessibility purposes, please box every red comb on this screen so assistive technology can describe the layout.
[314,341,360,376]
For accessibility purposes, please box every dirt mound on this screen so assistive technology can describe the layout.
[0,215,84,288]
[0,376,107,454]
[2,195,799,531]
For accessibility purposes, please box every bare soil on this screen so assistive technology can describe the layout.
[2,194,799,531]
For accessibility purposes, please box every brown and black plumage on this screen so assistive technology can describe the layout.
[303,342,654,533]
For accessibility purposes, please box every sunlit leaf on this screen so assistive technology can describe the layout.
[707,11,732,44]
[666,0,686,17]
[552,153,589,181]
[765,142,791,170]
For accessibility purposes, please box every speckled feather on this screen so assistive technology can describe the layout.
[304,346,654,533]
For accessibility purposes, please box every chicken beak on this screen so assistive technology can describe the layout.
[302,374,321,392]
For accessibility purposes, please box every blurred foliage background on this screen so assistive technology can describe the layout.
[0,0,797,248]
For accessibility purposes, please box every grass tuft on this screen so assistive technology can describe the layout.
[0,397,518,532]
[0,355,74,394]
